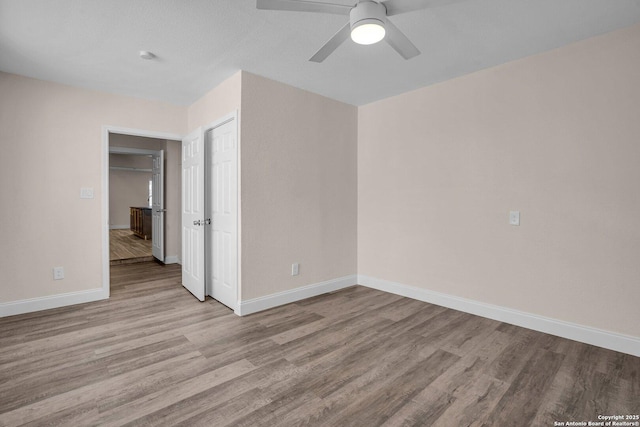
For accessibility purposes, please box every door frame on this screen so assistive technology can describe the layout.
[101,126,183,297]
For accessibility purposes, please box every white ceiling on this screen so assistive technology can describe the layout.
[1,0,639,106]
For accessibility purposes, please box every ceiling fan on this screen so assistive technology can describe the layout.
[257,0,434,62]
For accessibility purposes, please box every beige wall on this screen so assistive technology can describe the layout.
[187,71,241,130]
[109,153,153,227]
[0,72,186,303]
[358,24,640,338]
[186,70,358,302]
[165,140,182,262]
[240,72,358,300]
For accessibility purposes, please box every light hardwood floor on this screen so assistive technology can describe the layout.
[0,262,638,426]
[109,229,153,265]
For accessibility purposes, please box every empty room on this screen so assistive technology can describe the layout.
[0,0,639,426]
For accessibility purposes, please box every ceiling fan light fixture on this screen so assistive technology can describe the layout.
[258,0,421,62]
[349,1,387,45]
[351,20,385,45]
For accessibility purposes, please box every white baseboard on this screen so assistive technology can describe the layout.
[235,275,357,316]
[164,255,180,265]
[0,289,108,318]
[109,225,130,230]
[358,275,640,358]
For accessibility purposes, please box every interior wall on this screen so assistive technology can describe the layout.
[186,70,358,303]
[165,140,182,263]
[357,23,640,338]
[0,72,186,304]
[187,71,241,131]
[109,153,153,228]
[240,72,358,300]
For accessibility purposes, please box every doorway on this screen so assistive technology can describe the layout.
[108,147,158,265]
[102,127,183,295]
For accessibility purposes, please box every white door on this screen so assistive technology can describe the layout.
[151,150,165,262]
[181,127,205,301]
[206,118,238,310]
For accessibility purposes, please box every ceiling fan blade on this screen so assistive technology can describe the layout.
[257,0,352,15]
[382,0,461,16]
[383,18,420,59]
[309,22,351,62]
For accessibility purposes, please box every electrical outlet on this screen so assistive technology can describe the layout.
[53,267,64,280]
[291,263,299,276]
[509,211,520,226]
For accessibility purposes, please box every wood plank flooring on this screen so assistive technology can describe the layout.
[109,229,153,265]
[0,262,638,426]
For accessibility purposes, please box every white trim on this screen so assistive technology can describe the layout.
[0,289,108,318]
[104,127,183,142]
[203,111,237,131]
[102,126,184,301]
[109,225,130,230]
[236,110,242,317]
[164,255,180,265]
[357,275,640,357]
[102,127,110,299]
[235,275,357,316]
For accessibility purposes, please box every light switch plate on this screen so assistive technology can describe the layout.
[80,187,94,199]
[509,211,520,226]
